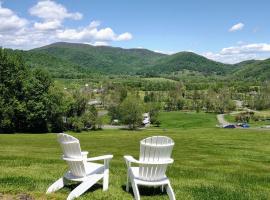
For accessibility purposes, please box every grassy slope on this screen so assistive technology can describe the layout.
[158,111,217,129]
[1,112,270,199]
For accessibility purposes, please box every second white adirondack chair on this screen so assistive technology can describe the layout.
[124,136,175,200]
[46,133,113,200]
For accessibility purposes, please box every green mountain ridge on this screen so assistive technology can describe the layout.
[29,42,166,75]
[233,58,270,81]
[144,52,234,76]
[7,42,270,80]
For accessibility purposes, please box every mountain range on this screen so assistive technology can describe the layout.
[12,42,270,80]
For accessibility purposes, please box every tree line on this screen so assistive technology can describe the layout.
[0,49,100,133]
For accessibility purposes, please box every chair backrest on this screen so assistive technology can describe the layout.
[139,136,174,181]
[57,133,86,177]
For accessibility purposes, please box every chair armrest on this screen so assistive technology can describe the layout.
[81,151,88,156]
[124,155,140,164]
[62,156,83,161]
[87,155,113,162]
[124,155,174,165]
[81,151,88,159]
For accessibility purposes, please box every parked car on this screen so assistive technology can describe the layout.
[223,124,236,128]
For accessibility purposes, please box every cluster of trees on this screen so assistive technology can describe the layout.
[142,82,236,114]
[105,86,161,129]
[246,82,270,110]
[100,76,269,115]
[0,49,100,133]
[1,49,53,133]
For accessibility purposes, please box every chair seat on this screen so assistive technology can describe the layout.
[129,167,169,186]
[86,162,104,175]
[65,162,104,181]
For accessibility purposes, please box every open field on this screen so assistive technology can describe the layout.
[1,112,270,199]
[158,111,217,129]
[143,78,177,83]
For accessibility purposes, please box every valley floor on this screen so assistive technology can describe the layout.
[1,112,270,199]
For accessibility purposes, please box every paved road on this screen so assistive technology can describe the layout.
[101,125,128,129]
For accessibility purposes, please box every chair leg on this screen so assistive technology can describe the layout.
[161,184,164,192]
[46,177,66,194]
[103,169,109,191]
[126,172,130,192]
[131,181,140,200]
[103,160,109,191]
[67,179,97,200]
[166,182,176,200]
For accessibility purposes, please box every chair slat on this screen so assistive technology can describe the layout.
[57,133,86,177]
[139,136,174,181]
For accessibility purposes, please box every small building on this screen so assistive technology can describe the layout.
[142,113,150,127]
[88,100,102,106]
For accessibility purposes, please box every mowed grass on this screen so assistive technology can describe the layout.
[1,112,270,199]
[158,111,217,129]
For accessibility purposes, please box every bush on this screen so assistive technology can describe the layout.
[67,117,82,132]
[235,113,250,123]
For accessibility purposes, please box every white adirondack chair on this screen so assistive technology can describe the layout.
[46,133,113,200]
[124,136,175,200]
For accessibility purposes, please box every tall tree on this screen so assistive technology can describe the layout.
[119,95,144,129]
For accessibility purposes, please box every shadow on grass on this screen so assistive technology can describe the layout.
[121,184,167,198]
[64,182,103,193]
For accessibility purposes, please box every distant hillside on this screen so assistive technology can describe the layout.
[23,42,233,76]
[144,52,233,75]
[18,50,88,78]
[7,42,270,80]
[233,59,270,81]
[29,42,166,74]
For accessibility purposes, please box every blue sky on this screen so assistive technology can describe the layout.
[1,0,270,63]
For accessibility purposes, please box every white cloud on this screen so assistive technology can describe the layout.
[154,50,175,55]
[95,27,115,41]
[29,0,82,21]
[93,41,108,46]
[221,43,270,54]
[0,4,28,32]
[56,22,133,43]
[33,20,61,30]
[29,0,82,31]
[229,22,244,32]
[116,32,133,41]
[203,43,270,64]
[89,20,101,28]
[0,1,132,49]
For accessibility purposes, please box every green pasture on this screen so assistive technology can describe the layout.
[1,112,270,199]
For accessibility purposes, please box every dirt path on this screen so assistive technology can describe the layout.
[216,114,230,126]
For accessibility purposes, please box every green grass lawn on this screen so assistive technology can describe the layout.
[1,112,270,199]
[158,111,217,129]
